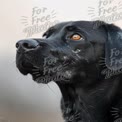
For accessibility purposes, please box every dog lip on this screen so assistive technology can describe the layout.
[21,61,34,69]
[17,60,34,74]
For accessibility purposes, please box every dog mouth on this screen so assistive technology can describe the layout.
[19,61,34,75]
[17,60,42,78]
[16,55,73,84]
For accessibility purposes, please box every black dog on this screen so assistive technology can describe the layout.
[16,20,122,122]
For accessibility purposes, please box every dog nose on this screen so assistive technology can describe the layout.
[16,39,39,50]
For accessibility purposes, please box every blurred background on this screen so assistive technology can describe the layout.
[0,0,122,121]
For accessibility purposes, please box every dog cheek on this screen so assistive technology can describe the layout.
[80,72,86,78]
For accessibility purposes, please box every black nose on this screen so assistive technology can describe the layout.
[16,39,39,50]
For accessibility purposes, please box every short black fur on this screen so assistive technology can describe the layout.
[16,20,122,122]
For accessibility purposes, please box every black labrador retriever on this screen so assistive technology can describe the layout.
[16,20,122,122]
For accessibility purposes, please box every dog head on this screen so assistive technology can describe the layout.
[16,20,122,84]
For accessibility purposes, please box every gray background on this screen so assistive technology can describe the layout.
[0,0,122,121]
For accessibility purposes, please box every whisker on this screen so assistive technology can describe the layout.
[112,113,119,116]
[114,115,119,119]
[32,68,40,71]
[32,72,40,74]
[33,66,40,68]
[112,107,119,110]
[35,74,41,77]
[111,110,119,113]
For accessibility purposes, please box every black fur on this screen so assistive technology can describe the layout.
[16,20,122,122]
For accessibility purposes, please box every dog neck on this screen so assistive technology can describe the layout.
[56,77,121,122]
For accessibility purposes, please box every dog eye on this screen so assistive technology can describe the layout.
[70,34,83,41]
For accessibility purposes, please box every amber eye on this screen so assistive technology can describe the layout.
[70,34,83,41]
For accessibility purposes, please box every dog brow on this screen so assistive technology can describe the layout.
[43,27,56,37]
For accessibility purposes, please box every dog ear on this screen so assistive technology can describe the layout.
[94,21,122,71]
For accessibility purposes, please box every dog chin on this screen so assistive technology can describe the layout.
[31,69,73,84]
[16,57,74,84]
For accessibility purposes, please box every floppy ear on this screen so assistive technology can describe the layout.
[94,21,122,71]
